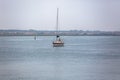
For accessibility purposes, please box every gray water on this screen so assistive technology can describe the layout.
[0,36,120,80]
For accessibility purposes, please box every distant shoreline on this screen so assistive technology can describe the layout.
[0,30,120,36]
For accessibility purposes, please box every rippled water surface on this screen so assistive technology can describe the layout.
[0,36,120,80]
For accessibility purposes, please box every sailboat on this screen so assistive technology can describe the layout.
[53,8,64,47]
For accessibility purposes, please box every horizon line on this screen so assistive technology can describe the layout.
[0,29,120,32]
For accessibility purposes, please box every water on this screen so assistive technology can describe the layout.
[0,36,120,80]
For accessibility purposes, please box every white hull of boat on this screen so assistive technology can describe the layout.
[53,42,64,47]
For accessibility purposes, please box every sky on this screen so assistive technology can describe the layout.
[0,0,120,31]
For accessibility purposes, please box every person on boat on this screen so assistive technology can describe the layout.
[56,35,60,40]
[59,38,61,41]
[56,35,59,38]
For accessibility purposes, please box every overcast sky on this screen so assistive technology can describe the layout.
[0,0,120,31]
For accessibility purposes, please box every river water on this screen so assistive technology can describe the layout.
[0,36,120,80]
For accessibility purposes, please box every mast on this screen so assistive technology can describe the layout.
[56,8,59,36]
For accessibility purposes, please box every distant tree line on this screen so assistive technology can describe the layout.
[0,30,120,36]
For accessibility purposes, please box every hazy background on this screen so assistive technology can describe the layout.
[0,0,120,31]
